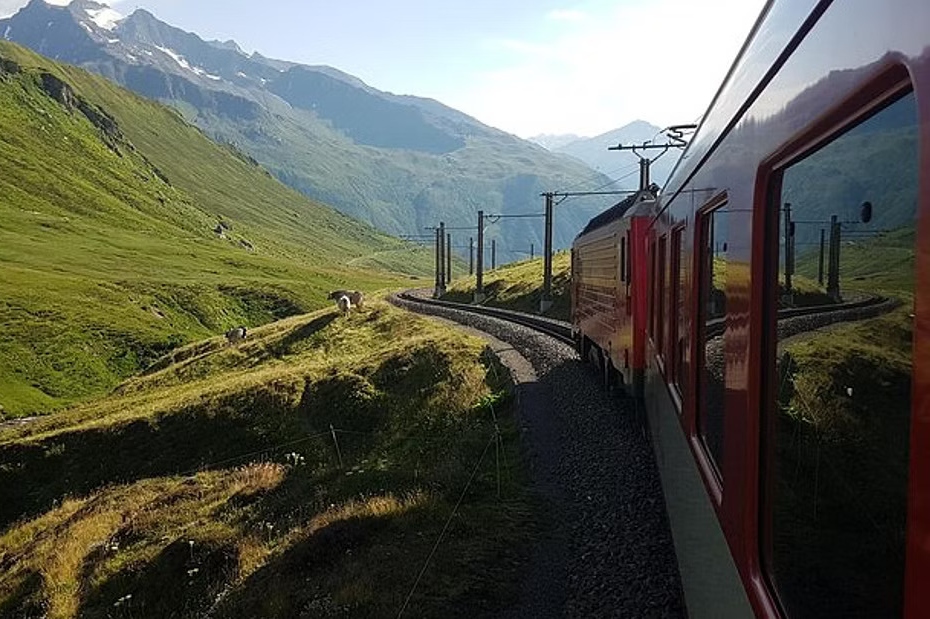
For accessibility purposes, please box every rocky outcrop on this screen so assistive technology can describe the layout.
[38,71,124,149]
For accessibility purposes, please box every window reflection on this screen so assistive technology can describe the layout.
[676,229,690,403]
[699,205,728,477]
[768,91,916,618]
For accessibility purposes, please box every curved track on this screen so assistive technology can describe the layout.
[392,288,686,618]
[397,290,574,345]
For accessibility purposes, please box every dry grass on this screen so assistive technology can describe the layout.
[0,300,533,618]
[442,251,572,319]
[0,463,286,618]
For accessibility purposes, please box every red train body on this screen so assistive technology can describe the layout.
[571,191,654,394]
[571,1,930,617]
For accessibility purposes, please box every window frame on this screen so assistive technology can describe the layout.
[693,193,729,500]
[656,233,668,361]
[756,71,920,618]
[669,224,685,395]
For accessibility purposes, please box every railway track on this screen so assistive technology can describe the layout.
[392,288,687,617]
[706,294,893,339]
[396,290,574,345]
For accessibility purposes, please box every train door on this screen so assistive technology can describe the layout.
[760,83,922,618]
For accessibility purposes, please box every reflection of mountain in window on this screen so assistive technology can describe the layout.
[698,204,728,479]
[767,90,917,619]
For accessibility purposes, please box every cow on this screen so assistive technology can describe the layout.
[327,290,364,310]
[336,294,351,317]
[225,326,247,345]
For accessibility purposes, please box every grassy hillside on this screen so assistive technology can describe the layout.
[0,41,433,418]
[442,252,572,320]
[0,302,532,618]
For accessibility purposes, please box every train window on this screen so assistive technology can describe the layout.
[626,230,632,282]
[765,89,917,618]
[656,234,667,357]
[649,237,658,338]
[669,226,684,393]
[698,203,728,478]
[620,236,626,284]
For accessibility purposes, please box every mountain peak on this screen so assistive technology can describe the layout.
[208,38,244,54]
[71,1,123,30]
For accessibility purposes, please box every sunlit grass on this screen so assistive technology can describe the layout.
[442,250,571,319]
[0,41,434,419]
[0,301,533,618]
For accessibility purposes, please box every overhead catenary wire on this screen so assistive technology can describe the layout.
[555,167,642,207]
[556,159,641,193]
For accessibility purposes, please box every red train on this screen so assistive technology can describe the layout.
[571,0,930,617]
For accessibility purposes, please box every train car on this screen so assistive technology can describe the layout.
[573,0,930,616]
[571,188,656,395]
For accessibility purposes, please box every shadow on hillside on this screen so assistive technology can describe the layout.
[208,511,410,619]
[79,537,239,619]
[140,313,338,379]
[0,571,42,618]
[267,313,336,357]
[0,387,311,530]
[73,506,406,619]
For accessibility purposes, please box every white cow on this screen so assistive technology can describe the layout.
[225,326,247,345]
[328,290,364,310]
[336,294,352,317]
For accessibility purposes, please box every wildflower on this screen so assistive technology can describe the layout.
[113,593,133,607]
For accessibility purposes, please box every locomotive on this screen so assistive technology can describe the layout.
[570,0,929,617]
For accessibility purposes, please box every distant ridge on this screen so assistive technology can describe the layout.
[550,121,677,189]
[1,0,620,253]
[0,39,431,416]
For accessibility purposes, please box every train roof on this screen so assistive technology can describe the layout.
[662,0,821,204]
[577,186,658,237]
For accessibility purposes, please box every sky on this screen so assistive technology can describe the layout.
[1,0,767,138]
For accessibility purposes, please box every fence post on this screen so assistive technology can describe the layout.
[329,424,344,469]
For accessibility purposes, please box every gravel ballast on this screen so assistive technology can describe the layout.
[392,292,686,618]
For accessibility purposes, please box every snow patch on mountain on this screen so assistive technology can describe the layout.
[86,6,122,30]
[154,45,220,80]
[155,45,190,69]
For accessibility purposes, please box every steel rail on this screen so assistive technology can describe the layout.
[396,291,575,346]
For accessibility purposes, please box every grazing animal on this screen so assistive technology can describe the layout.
[327,290,364,310]
[225,326,247,345]
[336,294,352,317]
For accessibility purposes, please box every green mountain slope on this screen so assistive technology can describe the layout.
[0,41,432,418]
[0,2,620,254]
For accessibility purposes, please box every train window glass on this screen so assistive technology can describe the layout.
[766,90,917,618]
[620,236,626,283]
[656,234,667,357]
[669,226,683,390]
[677,227,691,405]
[649,238,657,338]
[698,203,728,478]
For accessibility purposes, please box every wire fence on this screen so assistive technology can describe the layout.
[165,405,513,617]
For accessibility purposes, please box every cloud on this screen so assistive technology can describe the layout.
[446,0,767,137]
[547,9,586,23]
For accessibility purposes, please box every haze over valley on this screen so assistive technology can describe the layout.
[0,0,659,259]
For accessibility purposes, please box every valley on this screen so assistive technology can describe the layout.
[0,3,648,616]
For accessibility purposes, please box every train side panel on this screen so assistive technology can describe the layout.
[572,218,632,384]
[644,0,930,617]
